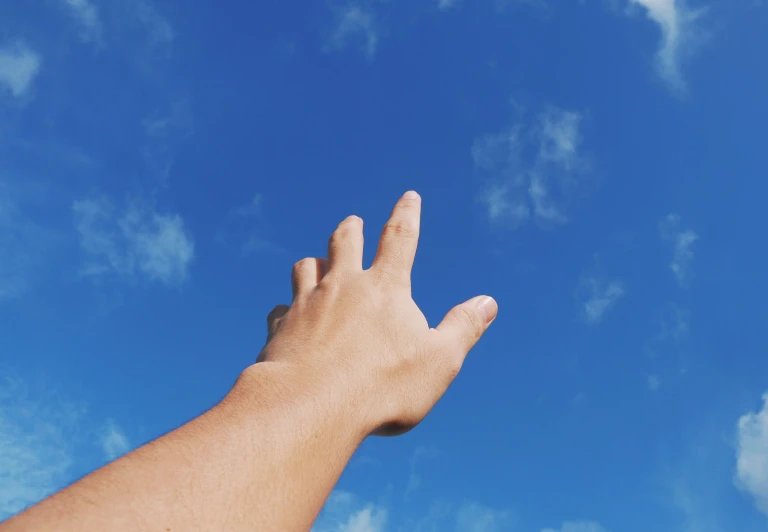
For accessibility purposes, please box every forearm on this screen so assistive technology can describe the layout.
[2,362,367,532]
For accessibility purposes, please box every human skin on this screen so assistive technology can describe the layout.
[1,191,497,532]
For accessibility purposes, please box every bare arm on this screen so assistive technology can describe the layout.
[1,192,497,532]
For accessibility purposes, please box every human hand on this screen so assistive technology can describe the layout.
[257,191,497,437]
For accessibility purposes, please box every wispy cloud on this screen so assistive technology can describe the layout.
[736,393,768,516]
[318,491,512,532]
[338,506,387,532]
[628,0,704,93]
[327,4,378,60]
[648,375,661,391]
[73,197,195,286]
[0,375,134,520]
[0,377,83,520]
[313,491,388,532]
[100,420,131,461]
[660,213,698,286]
[136,0,175,50]
[670,475,724,532]
[438,0,460,9]
[455,501,514,532]
[542,522,608,532]
[0,42,42,99]
[474,106,588,229]
[580,277,625,324]
[63,0,104,46]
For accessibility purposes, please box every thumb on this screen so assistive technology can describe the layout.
[435,296,498,355]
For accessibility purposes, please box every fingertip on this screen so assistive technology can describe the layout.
[474,296,498,324]
[402,190,420,201]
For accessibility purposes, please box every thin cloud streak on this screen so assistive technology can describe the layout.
[660,213,698,286]
[542,522,608,532]
[628,0,704,93]
[736,393,768,516]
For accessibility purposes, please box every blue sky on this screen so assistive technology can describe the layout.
[1,0,767,530]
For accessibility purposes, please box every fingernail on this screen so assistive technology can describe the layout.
[402,190,420,200]
[476,296,498,324]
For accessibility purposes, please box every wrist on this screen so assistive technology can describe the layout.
[232,361,373,445]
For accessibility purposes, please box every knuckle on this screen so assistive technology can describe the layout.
[330,223,358,245]
[382,220,417,240]
[292,257,314,274]
[456,306,485,341]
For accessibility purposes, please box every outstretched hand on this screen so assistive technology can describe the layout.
[259,191,497,437]
[1,191,498,532]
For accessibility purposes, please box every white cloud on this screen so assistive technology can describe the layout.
[327,4,378,59]
[536,108,583,171]
[529,172,566,223]
[581,277,625,324]
[0,42,42,98]
[0,378,82,520]
[479,183,531,226]
[735,393,768,516]
[101,420,130,461]
[136,0,175,49]
[73,197,194,286]
[314,491,387,532]
[64,0,104,45]
[0,376,133,520]
[318,493,512,532]
[338,506,387,532]
[455,501,513,532]
[474,107,587,229]
[628,0,703,92]
[660,213,698,285]
[542,522,607,532]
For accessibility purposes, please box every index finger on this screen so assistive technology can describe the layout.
[371,191,421,281]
